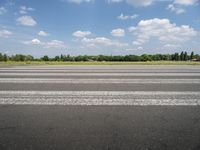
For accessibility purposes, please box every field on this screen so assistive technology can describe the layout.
[1,61,200,65]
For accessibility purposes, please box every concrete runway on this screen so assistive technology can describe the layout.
[0,65,200,150]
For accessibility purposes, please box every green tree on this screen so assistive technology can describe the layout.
[0,53,3,61]
[25,55,34,61]
[54,56,60,61]
[184,52,188,61]
[42,55,49,61]
[174,53,179,61]
[190,51,194,60]
[3,54,8,61]
[141,54,152,61]
[180,51,184,61]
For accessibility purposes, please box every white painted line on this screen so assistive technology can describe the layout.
[0,66,200,70]
[0,91,199,105]
[0,91,199,95]
[0,73,200,76]
[0,78,200,84]
[0,69,199,73]
[0,98,199,105]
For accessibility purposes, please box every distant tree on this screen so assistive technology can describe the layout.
[184,52,188,61]
[54,56,60,61]
[42,55,49,61]
[174,53,179,61]
[25,55,34,61]
[124,55,140,61]
[19,54,25,61]
[1,52,198,62]
[0,53,3,61]
[64,54,73,61]
[97,55,105,61]
[162,54,171,61]
[3,54,7,61]
[141,54,152,61]
[180,51,184,61]
[60,54,64,61]
[190,51,194,60]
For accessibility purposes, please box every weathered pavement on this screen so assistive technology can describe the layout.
[0,65,200,150]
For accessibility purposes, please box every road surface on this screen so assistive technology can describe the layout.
[0,65,200,150]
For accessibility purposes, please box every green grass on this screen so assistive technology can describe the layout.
[0,61,200,66]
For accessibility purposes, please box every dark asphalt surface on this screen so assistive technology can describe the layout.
[0,65,200,150]
[0,105,200,150]
[1,83,200,91]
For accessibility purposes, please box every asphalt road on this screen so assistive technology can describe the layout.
[0,65,200,150]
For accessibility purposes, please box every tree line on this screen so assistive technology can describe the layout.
[0,51,199,62]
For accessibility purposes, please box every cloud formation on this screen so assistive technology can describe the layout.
[62,0,93,4]
[0,29,12,38]
[0,7,7,15]
[19,6,34,14]
[38,31,49,37]
[108,0,155,6]
[117,13,138,20]
[129,18,197,45]
[111,28,125,37]
[17,16,37,26]
[73,30,91,38]
[81,37,128,48]
[167,0,198,14]
[109,0,198,7]
[23,39,67,48]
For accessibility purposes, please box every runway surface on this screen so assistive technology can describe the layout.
[0,65,200,150]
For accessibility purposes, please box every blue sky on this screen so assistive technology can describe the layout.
[0,0,200,57]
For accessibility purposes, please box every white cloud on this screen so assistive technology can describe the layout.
[19,6,35,14]
[163,44,181,49]
[167,0,198,14]
[129,18,197,45]
[0,7,7,15]
[73,30,128,48]
[117,13,138,20]
[109,0,198,7]
[23,39,67,48]
[167,4,185,14]
[107,0,123,3]
[73,30,91,38]
[0,29,12,38]
[111,28,125,37]
[126,0,155,6]
[62,0,93,4]
[17,16,37,26]
[126,46,144,51]
[23,38,44,45]
[38,31,49,37]
[108,0,155,6]
[45,40,67,48]
[174,0,198,5]
[31,38,42,45]
[81,37,128,48]
[128,26,137,32]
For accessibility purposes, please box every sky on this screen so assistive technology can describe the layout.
[0,0,200,57]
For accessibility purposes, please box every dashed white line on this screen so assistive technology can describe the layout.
[0,78,199,84]
[0,91,199,105]
[0,73,200,76]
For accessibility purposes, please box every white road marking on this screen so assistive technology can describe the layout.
[0,73,200,76]
[0,78,200,84]
[0,91,199,105]
[0,70,199,73]
[1,66,200,106]
[1,91,200,95]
